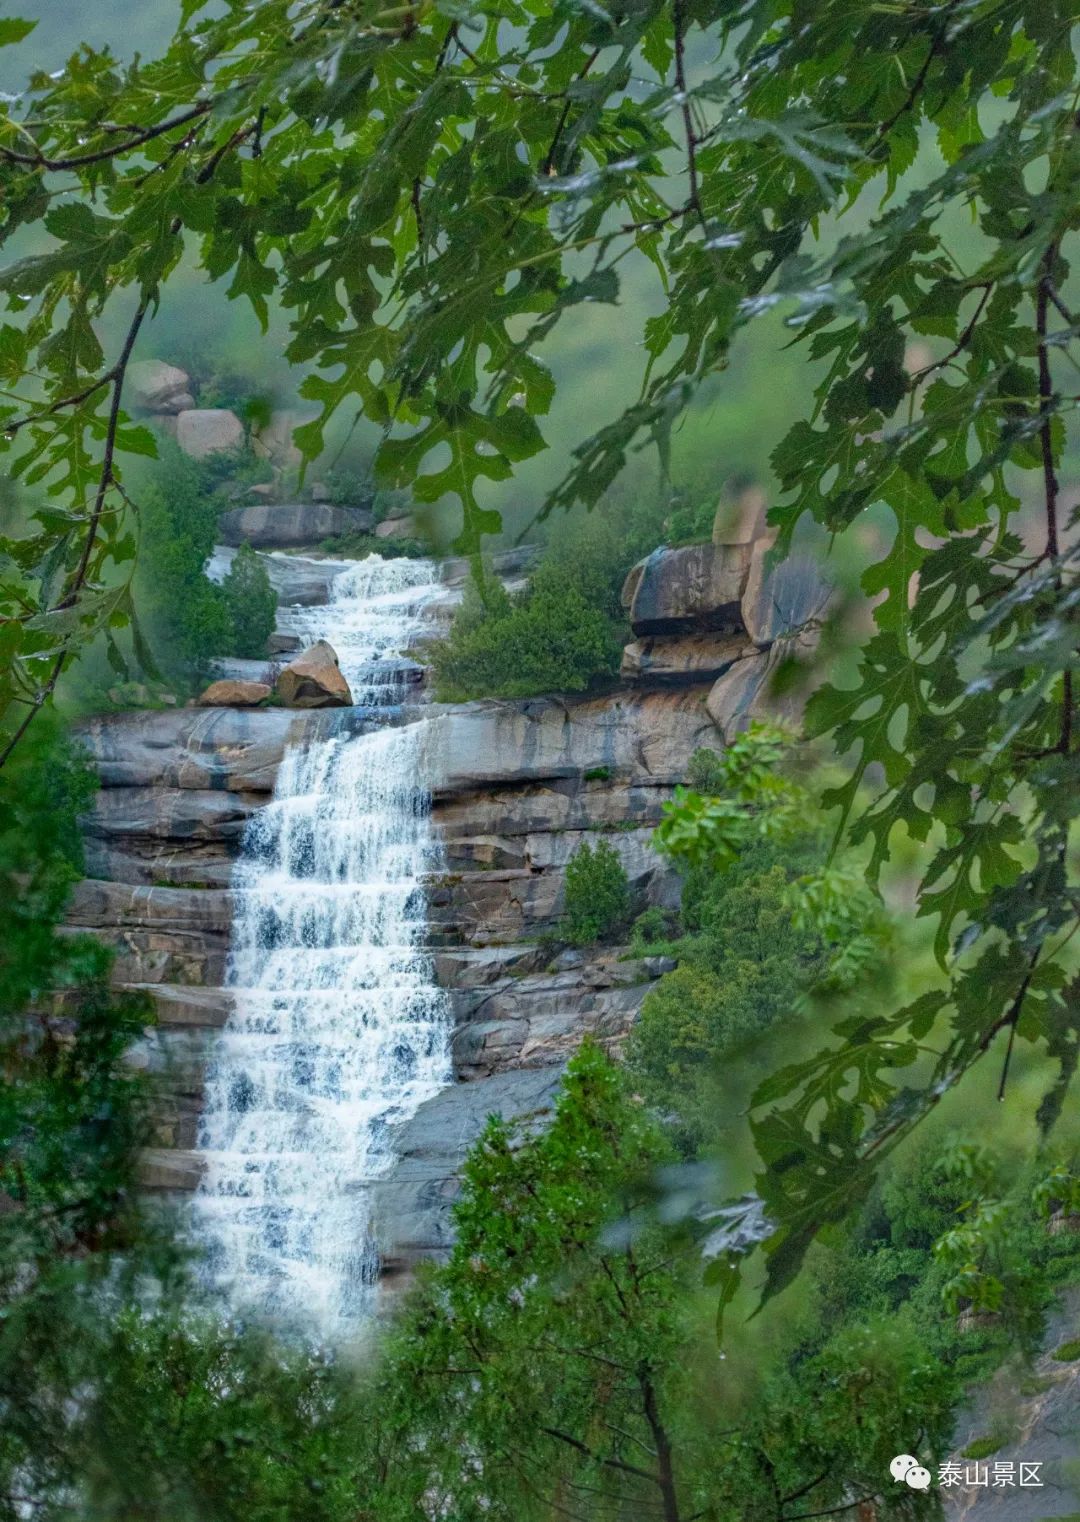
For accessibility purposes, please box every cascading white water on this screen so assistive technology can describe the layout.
[192,556,450,1335]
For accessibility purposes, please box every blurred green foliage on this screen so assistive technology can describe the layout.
[135,442,276,679]
[220,543,277,661]
[628,835,828,1155]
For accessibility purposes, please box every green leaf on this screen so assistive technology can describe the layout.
[0,17,35,45]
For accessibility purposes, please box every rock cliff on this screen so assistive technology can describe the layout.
[69,520,824,1277]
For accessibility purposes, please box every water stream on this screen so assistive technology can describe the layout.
[192,556,450,1334]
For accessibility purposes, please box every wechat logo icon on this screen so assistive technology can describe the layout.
[890,1455,932,1491]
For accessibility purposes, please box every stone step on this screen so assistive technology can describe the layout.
[139,1147,205,1192]
[129,983,233,1029]
[67,879,233,933]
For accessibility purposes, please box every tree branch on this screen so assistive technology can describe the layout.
[540,1426,659,1488]
[672,0,701,221]
[1037,244,1060,560]
[1,102,212,171]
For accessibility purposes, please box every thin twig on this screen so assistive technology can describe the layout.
[0,297,149,770]
[910,282,993,385]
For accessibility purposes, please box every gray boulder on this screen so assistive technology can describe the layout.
[741,535,831,646]
[128,360,193,414]
[217,502,374,549]
[174,408,244,459]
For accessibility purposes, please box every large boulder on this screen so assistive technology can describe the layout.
[216,502,374,549]
[174,408,244,460]
[705,634,819,741]
[196,678,271,708]
[624,542,751,635]
[741,535,831,646]
[128,360,193,414]
[275,641,353,708]
[251,408,311,471]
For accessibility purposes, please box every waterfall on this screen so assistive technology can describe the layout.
[191,555,450,1334]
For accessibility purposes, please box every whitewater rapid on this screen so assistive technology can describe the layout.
[192,556,450,1334]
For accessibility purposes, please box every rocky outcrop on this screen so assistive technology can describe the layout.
[375,514,416,539]
[621,632,751,684]
[275,641,353,708]
[375,1067,563,1279]
[197,678,271,707]
[944,1286,1080,1520]
[619,524,831,737]
[705,633,819,739]
[447,951,675,1078]
[424,688,715,794]
[217,502,374,549]
[76,707,334,791]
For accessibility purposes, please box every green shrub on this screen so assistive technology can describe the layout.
[430,495,667,701]
[686,746,727,794]
[563,839,631,945]
[628,905,679,953]
[221,543,276,658]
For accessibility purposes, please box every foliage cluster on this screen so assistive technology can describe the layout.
[135,443,277,679]
[0,723,158,1508]
[320,465,411,524]
[374,1042,957,1522]
[431,497,662,700]
[219,543,277,661]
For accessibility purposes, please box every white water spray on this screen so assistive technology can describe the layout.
[192,556,450,1334]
